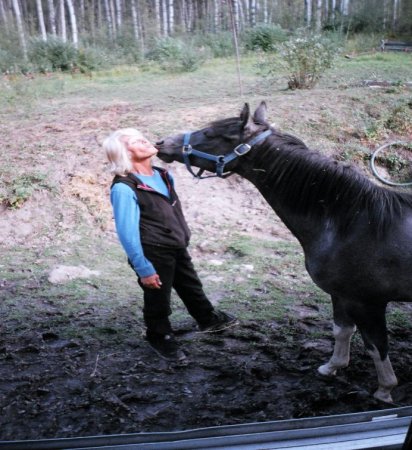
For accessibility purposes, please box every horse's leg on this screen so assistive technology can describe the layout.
[318,295,356,377]
[354,303,397,403]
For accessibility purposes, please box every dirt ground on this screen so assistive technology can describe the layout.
[1,310,412,440]
[1,87,412,441]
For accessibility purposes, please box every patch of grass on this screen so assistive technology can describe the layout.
[193,234,330,323]
[0,171,56,208]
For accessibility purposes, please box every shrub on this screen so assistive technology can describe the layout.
[279,33,338,89]
[0,172,52,209]
[28,37,77,72]
[146,37,206,72]
[196,32,234,58]
[385,101,412,134]
[243,24,288,52]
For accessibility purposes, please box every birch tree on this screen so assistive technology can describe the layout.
[305,0,312,27]
[36,0,47,40]
[48,0,57,35]
[59,0,67,42]
[12,0,27,59]
[131,0,139,40]
[0,0,9,31]
[393,0,400,30]
[154,0,161,36]
[262,0,268,24]
[115,0,122,29]
[341,0,350,15]
[161,0,168,36]
[316,0,322,31]
[168,0,174,34]
[65,0,78,48]
[250,0,256,26]
[103,0,114,40]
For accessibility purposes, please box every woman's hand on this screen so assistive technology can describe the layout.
[140,274,162,289]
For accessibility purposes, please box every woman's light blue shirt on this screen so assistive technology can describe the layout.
[110,171,172,277]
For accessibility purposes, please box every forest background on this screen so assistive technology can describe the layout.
[0,0,411,76]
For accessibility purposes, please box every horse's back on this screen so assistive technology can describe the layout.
[305,209,412,303]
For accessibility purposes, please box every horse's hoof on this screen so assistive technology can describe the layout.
[373,389,393,404]
[318,364,336,377]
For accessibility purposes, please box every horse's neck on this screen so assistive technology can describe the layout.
[237,146,331,245]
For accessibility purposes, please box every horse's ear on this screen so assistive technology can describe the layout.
[240,103,250,127]
[253,101,267,124]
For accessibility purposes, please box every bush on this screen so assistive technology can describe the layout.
[385,101,412,134]
[146,37,206,72]
[197,32,234,58]
[0,49,19,73]
[279,33,338,89]
[28,37,78,72]
[243,24,288,52]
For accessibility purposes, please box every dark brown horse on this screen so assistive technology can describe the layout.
[156,102,412,403]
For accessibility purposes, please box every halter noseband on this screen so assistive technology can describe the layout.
[182,129,272,179]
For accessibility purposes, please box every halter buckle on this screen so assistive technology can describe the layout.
[183,144,192,155]
[234,143,251,156]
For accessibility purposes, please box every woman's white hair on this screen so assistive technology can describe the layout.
[103,128,144,176]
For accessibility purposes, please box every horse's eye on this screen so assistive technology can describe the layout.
[204,130,215,138]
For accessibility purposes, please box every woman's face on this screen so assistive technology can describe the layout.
[123,134,158,161]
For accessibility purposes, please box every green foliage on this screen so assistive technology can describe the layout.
[195,32,234,58]
[279,32,338,89]
[243,24,288,52]
[28,37,78,72]
[384,100,412,134]
[0,172,54,209]
[146,37,206,72]
[27,37,109,73]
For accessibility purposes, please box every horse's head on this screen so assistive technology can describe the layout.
[156,102,271,178]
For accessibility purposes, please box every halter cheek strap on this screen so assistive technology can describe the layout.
[182,129,272,179]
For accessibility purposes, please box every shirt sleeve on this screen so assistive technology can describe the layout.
[110,183,156,278]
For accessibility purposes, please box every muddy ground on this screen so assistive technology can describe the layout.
[1,304,412,440]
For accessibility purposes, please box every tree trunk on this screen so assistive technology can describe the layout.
[161,0,168,36]
[115,0,121,29]
[341,0,349,15]
[232,0,240,34]
[213,0,219,31]
[305,0,312,27]
[36,0,47,40]
[109,0,117,36]
[65,0,78,48]
[12,0,27,59]
[154,0,161,36]
[263,0,268,24]
[250,0,256,27]
[383,0,390,30]
[131,0,138,40]
[168,0,174,34]
[103,0,113,40]
[331,0,336,23]
[316,0,322,31]
[0,0,9,31]
[393,0,400,30]
[78,0,85,33]
[48,0,57,35]
[59,0,67,41]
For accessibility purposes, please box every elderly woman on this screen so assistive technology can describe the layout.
[103,128,236,360]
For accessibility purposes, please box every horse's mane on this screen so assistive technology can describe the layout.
[250,129,412,236]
